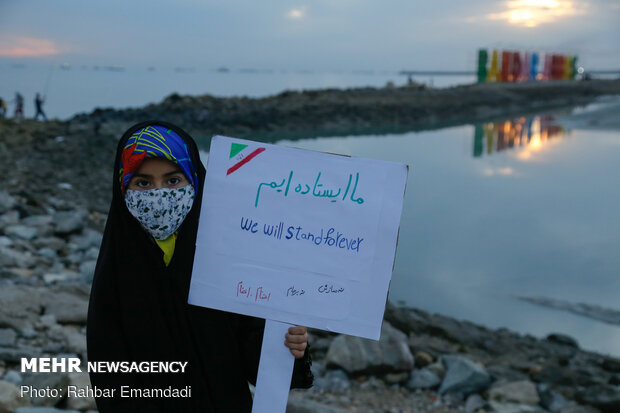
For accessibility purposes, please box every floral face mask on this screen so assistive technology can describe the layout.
[125,185,195,240]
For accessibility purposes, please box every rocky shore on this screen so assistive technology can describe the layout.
[1,80,620,413]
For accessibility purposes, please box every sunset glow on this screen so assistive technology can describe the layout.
[0,36,60,57]
[486,0,587,27]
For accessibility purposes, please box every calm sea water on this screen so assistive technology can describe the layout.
[265,109,619,357]
[0,62,474,120]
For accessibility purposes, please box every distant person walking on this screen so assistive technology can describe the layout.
[34,93,48,121]
[0,97,7,118]
[13,92,24,119]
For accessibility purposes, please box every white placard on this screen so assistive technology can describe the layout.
[189,136,408,340]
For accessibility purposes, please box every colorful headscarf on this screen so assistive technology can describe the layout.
[119,125,199,194]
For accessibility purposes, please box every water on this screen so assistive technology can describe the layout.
[266,110,620,357]
[0,62,474,120]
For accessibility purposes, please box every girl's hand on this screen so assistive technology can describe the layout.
[284,326,308,359]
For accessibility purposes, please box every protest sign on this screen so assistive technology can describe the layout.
[189,136,407,340]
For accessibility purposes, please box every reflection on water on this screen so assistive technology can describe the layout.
[473,116,564,158]
[272,116,620,358]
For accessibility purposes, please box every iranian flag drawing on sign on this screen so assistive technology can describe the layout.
[227,142,266,175]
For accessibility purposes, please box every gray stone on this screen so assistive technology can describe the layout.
[325,322,414,375]
[22,373,69,406]
[4,225,38,241]
[68,229,102,250]
[84,247,100,260]
[21,215,53,227]
[0,237,12,248]
[0,212,20,232]
[0,380,30,413]
[79,260,97,283]
[287,393,350,413]
[405,368,441,390]
[15,408,80,413]
[602,358,620,373]
[3,371,22,386]
[489,380,540,405]
[36,248,57,261]
[0,190,16,214]
[414,350,434,368]
[42,291,88,324]
[0,285,43,330]
[32,237,66,252]
[313,369,350,393]
[0,329,16,347]
[558,403,604,413]
[46,325,87,355]
[546,333,579,348]
[42,272,79,284]
[0,247,36,268]
[465,394,490,413]
[65,372,97,411]
[20,328,37,339]
[52,210,87,235]
[39,314,57,329]
[489,401,546,413]
[0,346,41,362]
[63,252,84,265]
[426,361,446,379]
[538,382,570,412]
[438,355,492,397]
[384,371,408,384]
[576,384,620,413]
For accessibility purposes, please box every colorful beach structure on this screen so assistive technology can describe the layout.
[477,49,578,83]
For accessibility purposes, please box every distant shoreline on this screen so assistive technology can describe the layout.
[66,78,620,143]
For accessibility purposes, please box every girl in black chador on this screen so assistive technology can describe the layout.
[87,121,312,412]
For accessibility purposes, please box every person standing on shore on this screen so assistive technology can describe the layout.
[12,92,24,119]
[34,93,48,121]
[87,121,312,412]
[0,97,6,118]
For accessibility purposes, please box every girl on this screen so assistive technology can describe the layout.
[87,121,312,412]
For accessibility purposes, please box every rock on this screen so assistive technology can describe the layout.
[424,361,446,380]
[0,247,36,268]
[52,210,87,235]
[42,272,79,284]
[602,358,620,373]
[489,380,540,405]
[21,373,69,406]
[0,346,41,362]
[79,260,97,283]
[465,394,489,413]
[313,369,350,393]
[438,355,492,397]
[489,401,546,413]
[405,368,441,390]
[42,291,88,324]
[46,325,87,355]
[0,380,30,413]
[408,333,460,357]
[32,237,66,252]
[547,333,579,348]
[287,393,350,413]
[84,246,100,260]
[68,228,102,250]
[0,210,19,228]
[0,329,16,347]
[0,190,16,214]
[0,285,43,330]
[414,351,433,368]
[0,237,12,248]
[65,372,97,411]
[20,215,53,227]
[3,371,22,386]
[36,248,57,261]
[558,403,603,413]
[325,322,414,375]
[538,382,570,412]
[384,372,408,384]
[576,384,620,413]
[39,314,57,329]
[4,225,38,241]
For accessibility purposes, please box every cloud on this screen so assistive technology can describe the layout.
[286,6,307,20]
[0,36,61,57]
[474,0,589,28]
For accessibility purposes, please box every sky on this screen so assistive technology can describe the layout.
[1,0,619,71]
